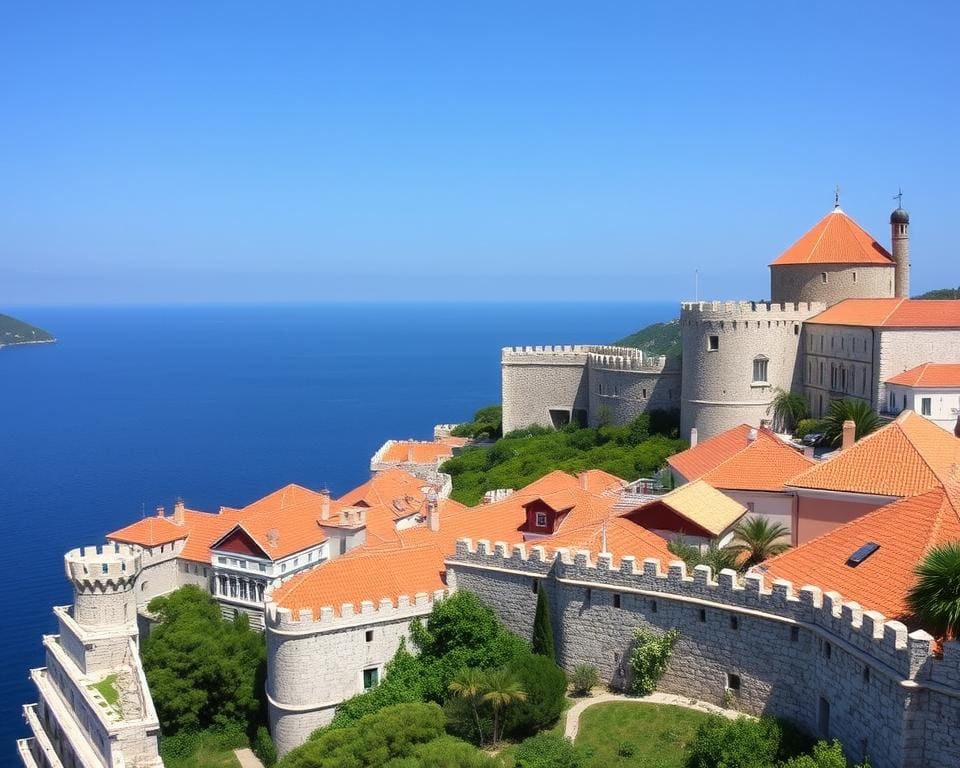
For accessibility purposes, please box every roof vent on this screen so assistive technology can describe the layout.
[847,541,880,566]
[747,428,758,442]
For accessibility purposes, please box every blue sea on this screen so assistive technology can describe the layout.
[0,301,674,754]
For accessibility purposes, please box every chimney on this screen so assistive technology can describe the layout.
[689,427,698,448]
[842,420,856,451]
[407,445,415,463]
[748,428,758,442]
[173,497,185,525]
[155,505,165,518]
[803,446,815,459]
[320,487,331,521]
[579,472,589,490]
[427,492,440,532]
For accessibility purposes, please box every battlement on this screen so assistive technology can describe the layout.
[448,538,959,684]
[502,344,590,356]
[65,543,141,589]
[680,300,826,319]
[587,346,668,371]
[265,589,449,633]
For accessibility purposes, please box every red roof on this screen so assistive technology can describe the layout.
[769,209,893,267]
[763,486,960,622]
[807,299,960,328]
[886,363,960,388]
[108,515,190,547]
[668,425,796,483]
[699,434,816,493]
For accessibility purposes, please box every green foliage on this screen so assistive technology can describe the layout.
[730,516,791,568]
[280,702,447,768]
[532,587,556,660]
[384,734,497,767]
[667,537,740,575]
[481,667,527,744]
[629,627,680,695]
[820,399,882,446]
[615,319,682,359]
[685,715,812,768]
[794,419,824,439]
[569,664,599,696]
[907,542,960,638]
[451,405,503,440]
[252,725,278,767]
[506,652,567,738]
[141,586,266,735]
[768,389,810,433]
[916,286,960,300]
[443,414,685,505]
[781,739,871,767]
[160,723,248,768]
[329,641,425,727]
[514,732,588,768]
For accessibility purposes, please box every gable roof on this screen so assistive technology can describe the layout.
[668,424,782,482]
[769,209,894,267]
[623,479,747,537]
[886,363,960,388]
[108,515,190,548]
[806,299,960,329]
[381,438,467,464]
[700,434,816,492]
[787,411,960,498]
[762,486,960,622]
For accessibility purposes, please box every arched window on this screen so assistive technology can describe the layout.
[752,356,769,384]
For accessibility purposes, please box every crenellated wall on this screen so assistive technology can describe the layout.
[446,538,960,768]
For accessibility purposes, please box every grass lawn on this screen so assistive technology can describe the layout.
[575,702,713,768]
[160,731,244,768]
[161,741,241,768]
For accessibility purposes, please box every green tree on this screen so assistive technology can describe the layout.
[481,668,526,745]
[730,516,791,568]
[514,733,587,768]
[907,542,960,638]
[686,715,807,768]
[768,389,810,433]
[506,652,567,738]
[820,399,882,446]
[447,667,489,746]
[531,587,556,660]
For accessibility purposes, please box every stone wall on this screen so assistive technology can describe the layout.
[800,323,875,417]
[875,329,960,407]
[587,349,681,427]
[501,346,591,433]
[771,264,894,305]
[447,538,960,768]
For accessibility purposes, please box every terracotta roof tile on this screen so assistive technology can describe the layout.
[538,517,675,562]
[807,299,960,328]
[763,487,960,621]
[382,440,460,464]
[769,210,894,266]
[886,363,960,388]
[669,424,780,481]
[108,515,190,547]
[700,436,816,492]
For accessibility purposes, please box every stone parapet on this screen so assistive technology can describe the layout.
[680,300,827,317]
[265,589,449,635]
[64,543,141,591]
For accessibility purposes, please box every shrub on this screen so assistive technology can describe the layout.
[569,664,599,696]
[385,734,496,767]
[506,652,567,738]
[532,588,556,660]
[794,418,824,440]
[629,627,680,695]
[617,740,637,757]
[452,405,503,440]
[781,740,863,767]
[252,725,277,767]
[820,399,881,446]
[686,715,813,768]
[514,733,587,768]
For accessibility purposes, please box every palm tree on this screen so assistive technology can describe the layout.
[481,668,526,745]
[730,516,790,568]
[820,399,882,447]
[448,667,489,745]
[701,541,741,574]
[767,388,810,433]
[907,543,960,639]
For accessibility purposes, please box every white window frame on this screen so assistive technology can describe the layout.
[752,356,769,385]
[535,512,548,528]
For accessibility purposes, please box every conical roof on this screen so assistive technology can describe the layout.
[770,209,894,266]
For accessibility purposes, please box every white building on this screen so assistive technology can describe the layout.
[885,363,960,433]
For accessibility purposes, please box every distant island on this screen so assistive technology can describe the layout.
[0,313,55,348]
[916,286,960,299]
[615,319,681,359]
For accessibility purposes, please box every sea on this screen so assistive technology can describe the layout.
[0,300,675,755]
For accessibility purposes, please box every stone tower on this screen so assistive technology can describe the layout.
[891,204,910,298]
[65,542,141,628]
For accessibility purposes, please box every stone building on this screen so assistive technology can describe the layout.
[885,363,960,433]
[502,200,960,440]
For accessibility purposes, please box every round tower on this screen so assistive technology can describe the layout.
[891,204,910,298]
[65,543,141,627]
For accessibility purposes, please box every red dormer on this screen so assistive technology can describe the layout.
[522,498,574,538]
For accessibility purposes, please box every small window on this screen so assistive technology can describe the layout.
[535,512,548,528]
[790,626,799,642]
[642,388,647,398]
[613,594,621,609]
[824,640,832,659]
[752,356,768,384]
[730,616,739,630]
[596,382,602,394]
[863,666,871,683]
[365,630,374,643]
[699,609,707,623]
[531,579,538,594]
[708,335,719,351]
[821,272,828,284]
[725,673,741,691]
[794,324,800,335]
[585,587,592,603]
[649,599,657,613]
[259,563,267,572]
[218,556,226,564]
[818,697,830,738]
[363,667,379,690]
[853,271,858,283]
[921,397,932,416]
[745,502,755,513]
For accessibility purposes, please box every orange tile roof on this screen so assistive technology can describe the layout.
[886,363,960,388]
[577,469,628,493]
[788,411,960,497]
[806,299,960,328]
[763,486,960,622]
[769,210,893,266]
[382,440,460,464]
[339,468,435,517]
[700,436,816,492]
[179,509,241,562]
[108,515,191,547]
[538,517,675,563]
[669,424,774,481]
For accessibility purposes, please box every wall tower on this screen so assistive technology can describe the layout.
[65,542,141,628]
[891,202,910,298]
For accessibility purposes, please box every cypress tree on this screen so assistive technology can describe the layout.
[531,586,556,660]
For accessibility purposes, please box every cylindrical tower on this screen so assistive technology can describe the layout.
[891,206,910,298]
[65,542,141,627]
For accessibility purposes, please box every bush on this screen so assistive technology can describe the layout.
[569,664,599,696]
[451,405,503,440]
[252,725,277,767]
[506,652,567,738]
[686,715,813,768]
[629,627,679,695]
[514,733,587,768]
[795,418,824,439]
[781,740,871,767]
[384,734,496,767]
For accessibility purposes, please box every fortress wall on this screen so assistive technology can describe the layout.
[135,540,183,605]
[587,358,681,427]
[55,609,132,674]
[501,346,590,433]
[447,539,960,768]
[177,559,212,591]
[771,264,895,304]
[265,590,447,757]
[680,302,825,439]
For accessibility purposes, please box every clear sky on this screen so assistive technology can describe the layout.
[2,2,958,306]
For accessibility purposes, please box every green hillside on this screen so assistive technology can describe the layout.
[915,287,960,299]
[0,313,55,347]
[614,319,681,359]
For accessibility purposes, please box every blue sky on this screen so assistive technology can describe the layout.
[2,2,958,305]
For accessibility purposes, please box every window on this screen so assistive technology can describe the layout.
[585,588,592,604]
[863,666,871,683]
[596,383,602,394]
[790,626,799,642]
[819,362,824,385]
[535,512,548,528]
[649,599,657,613]
[821,272,828,284]
[531,579,538,593]
[217,556,226,564]
[707,335,719,351]
[613,594,621,609]
[921,397,932,416]
[752,356,768,384]
[730,616,739,630]
[794,324,800,335]
[822,640,832,659]
[818,697,830,738]
[725,673,741,691]
[363,667,379,690]
[642,388,647,398]
[746,502,755,513]
[259,563,267,572]
[365,630,374,643]
[853,271,858,283]
[699,609,707,623]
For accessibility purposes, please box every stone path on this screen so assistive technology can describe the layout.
[563,691,745,741]
[234,748,266,768]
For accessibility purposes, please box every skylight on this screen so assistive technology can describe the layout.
[847,542,880,566]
